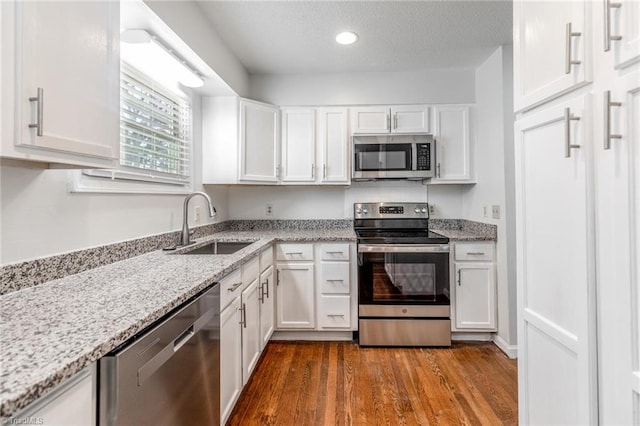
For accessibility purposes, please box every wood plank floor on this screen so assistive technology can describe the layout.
[227,341,518,426]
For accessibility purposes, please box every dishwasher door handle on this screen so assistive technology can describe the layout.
[137,306,216,386]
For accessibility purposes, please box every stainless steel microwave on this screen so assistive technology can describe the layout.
[352,134,434,180]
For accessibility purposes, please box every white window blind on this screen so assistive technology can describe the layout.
[120,65,191,181]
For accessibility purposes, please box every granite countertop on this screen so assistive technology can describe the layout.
[430,229,495,241]
[0,228,356,418]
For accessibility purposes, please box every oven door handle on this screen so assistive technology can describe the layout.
[358,244,450,253]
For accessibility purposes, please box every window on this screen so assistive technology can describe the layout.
[73,65,194,194]
[120,65,190,180]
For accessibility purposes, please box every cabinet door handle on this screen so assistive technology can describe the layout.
[276,165,280,178]
[276,269,280,286]
[28,88,44,136]
[457,270,461,286]
[437,163,441,178]
[565,22,582,74]
[258,282,264,303]
[323,163,327,179]
[604,90,623,150]
[604,0,623,52]
[394,114,398,129]
[387,114,391,131]
[564,108,581,158]
[239,304,246,328]
[264,278,270,298]
[311,163,315,179]
[227,282,242,292]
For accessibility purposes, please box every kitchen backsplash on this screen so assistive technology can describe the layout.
[0,218,493,295]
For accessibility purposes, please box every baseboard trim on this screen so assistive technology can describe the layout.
[452,332,493,341]
[492,335,518,359]
[271,330,354,341]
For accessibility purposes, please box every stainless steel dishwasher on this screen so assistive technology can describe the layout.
[99,284,220,426]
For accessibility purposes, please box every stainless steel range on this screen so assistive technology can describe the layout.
[355,202,451,346]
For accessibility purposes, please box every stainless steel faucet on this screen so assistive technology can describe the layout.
[180,192,217,247]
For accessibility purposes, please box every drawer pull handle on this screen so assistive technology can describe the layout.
[604,90,622,150]
[286,252,303,255]
[327,279,344,283]
[28,88,44,136]
[327,314,345,317]
[564,108,581,158]
[326,251,344,255]
[565,22,582,74]
[227,282,242,292]
[604,0,622,52]
[466,252,486,256]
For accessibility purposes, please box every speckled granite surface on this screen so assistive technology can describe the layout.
[429,219,497,241]
[0,226,356,417]
[0,222,230,296]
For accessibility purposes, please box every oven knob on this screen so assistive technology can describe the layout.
[356,208,362,214]
[414,208,420,214]
[362,209,368,214]
[421,208,427,213]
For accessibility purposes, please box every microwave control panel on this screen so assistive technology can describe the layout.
[416,144,431,171]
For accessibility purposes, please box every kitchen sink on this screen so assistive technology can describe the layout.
[181,241,253,255]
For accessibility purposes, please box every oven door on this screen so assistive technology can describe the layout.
[353,142,414,178]
[358,244,450,308]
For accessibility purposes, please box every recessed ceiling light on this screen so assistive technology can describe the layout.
[336,31,358,45]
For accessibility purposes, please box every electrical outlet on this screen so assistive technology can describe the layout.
[492,205,500,219]
[194,206,201,222]
[483,205,488,218]
[429,204,435,215]
[266,203,274,217]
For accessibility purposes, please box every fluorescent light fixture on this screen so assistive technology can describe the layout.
[120,29,204,88]
[336,31,358,45]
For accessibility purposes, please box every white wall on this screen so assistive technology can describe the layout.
[225,180,465,220]
[0,97,229,265]
[249,68,475,106]
[461,45,516,348]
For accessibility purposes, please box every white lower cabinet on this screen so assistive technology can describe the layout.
[14,364,96,425]
[276,241,356,332]
[451,242,497,332]
[276,262,315,329]
[240,278,261,384]
[259,265,275,349]
[220,296,242,425]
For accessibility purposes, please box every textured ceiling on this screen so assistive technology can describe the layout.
[196,1,513,75]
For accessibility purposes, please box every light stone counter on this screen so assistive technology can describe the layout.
[0,227,356,418]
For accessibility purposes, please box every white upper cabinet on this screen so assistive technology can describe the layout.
[391,105,431,133]
[279,107,350,185]
[318,107,350,184]
[351,105,430,134]
[202,97,279,184]
[430,105,473,183]
[514,0,591,112]
[1,1,119,168]
[607,0,640,69]
[240,100,280,182]
[281,108,316,182]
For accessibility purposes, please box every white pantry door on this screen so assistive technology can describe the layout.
[595,71,640,425]
[514,95,597,426]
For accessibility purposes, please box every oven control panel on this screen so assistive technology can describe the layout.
[354,202,429,219]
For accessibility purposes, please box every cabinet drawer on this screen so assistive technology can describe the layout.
[259,245,273,272]
[243,255,259,284]
[320,243,350,261]
[319,262,350,294]
[220,269,243,311]
[454,243,494,261]
[318,295,351,328]
[276,243,313,261]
